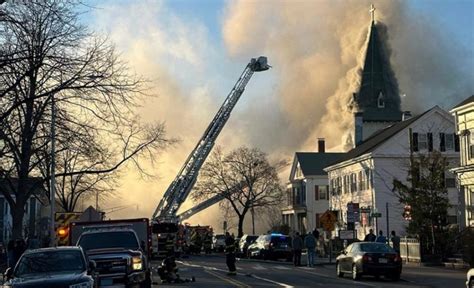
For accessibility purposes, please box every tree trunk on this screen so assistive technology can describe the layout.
[431,221,436,255]
[238,215,245,238]
[11,202,25,240]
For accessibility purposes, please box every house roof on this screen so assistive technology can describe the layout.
[334,107,434,164]
[295,152,345,176]
[452,95,474,110]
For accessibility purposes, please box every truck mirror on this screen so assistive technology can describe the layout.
[88,260,97,274]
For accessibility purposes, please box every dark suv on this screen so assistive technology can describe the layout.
[247,234,292,261]
[78,229,151,287]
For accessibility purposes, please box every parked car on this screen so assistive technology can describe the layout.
[467,268,474,288]
[247,234,292,261]
[212,234,226,252]
[2,246,96,288]
[336,242,402,281]
[238,235,258,256]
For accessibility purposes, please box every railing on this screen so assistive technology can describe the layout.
[399,237,421,263]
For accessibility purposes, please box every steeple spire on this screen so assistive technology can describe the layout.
[352,7,402,122]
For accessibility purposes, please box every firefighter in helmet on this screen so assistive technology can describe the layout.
[225,232,236,275]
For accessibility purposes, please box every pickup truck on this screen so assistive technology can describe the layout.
[77,227,152,287]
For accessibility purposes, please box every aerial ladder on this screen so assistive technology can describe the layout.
[150,57,269,257]
[176,193,226,222]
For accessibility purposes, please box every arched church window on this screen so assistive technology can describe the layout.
[377,91,385,108]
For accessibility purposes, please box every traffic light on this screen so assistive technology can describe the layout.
[403,205,412,221]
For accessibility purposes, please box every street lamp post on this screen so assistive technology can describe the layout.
[49,95,56,247]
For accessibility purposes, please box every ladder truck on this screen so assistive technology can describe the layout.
[151,56,270,258]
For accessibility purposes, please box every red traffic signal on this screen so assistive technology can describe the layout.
[403,205,412,221]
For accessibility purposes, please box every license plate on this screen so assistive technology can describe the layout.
[379,258,388,263]
[100,279,113,286]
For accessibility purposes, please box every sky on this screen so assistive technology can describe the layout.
[79,0,474,234]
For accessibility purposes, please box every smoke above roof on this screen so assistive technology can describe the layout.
[223,0,473,152]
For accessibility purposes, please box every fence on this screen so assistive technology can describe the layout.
[399,237,421,263]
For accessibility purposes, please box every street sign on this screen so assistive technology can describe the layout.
[320,210,337,231]
[347,202,360,223]
[360,207,371,213]
[339,230,355,240]
[371,212,382,218]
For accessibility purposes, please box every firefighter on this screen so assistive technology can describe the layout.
[165,234,175,256]
[225,232,236,275]
[193,233,202,254]
[203,231,212,254]
[158,253,195,283]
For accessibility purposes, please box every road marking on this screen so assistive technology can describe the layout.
[253,264,267,270]
[296,268,378,287]
[274,265,290,270]
[248,274,294,288]
[204,269,250,288]
[178,260,293,287]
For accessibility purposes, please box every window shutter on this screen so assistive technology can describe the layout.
[413,133,419,152]
[440,133,446,152]
[428,133,433,152]
[454,134,460,152]
[315,185,319,201]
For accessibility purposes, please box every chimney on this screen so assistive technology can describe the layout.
[402,111,412,121]
[354,112,364,146]
[318,138,325,153]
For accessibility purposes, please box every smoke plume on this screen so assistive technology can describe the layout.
[223,0,473,151]
[87,0,473,233]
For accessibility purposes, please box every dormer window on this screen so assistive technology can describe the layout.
[377,91,385,108]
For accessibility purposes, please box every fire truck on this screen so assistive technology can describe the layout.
[150,57,270,257]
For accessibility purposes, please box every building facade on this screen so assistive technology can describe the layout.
[451,95,474,228]
[325,106,460,240]
[0,178,46,243]
[281,139,344,234]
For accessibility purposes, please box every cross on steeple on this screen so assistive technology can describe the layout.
[370,4,376,24]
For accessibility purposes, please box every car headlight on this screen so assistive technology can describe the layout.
[69,281,92,288]
[132,256,143,270]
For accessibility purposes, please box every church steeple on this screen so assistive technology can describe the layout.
[353,5,402,122]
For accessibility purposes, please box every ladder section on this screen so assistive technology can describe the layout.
[152,57,269,221]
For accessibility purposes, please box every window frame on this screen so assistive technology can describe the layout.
[418,133,428,151]
[377,91,385,108]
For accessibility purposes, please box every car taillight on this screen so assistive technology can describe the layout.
[362,255,372,262]
[394,255,402,262]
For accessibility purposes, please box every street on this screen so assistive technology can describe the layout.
[151,255,467,288]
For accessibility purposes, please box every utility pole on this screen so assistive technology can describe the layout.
[386,202,389,239]
[251,206,255,235]
[49,96,56,247]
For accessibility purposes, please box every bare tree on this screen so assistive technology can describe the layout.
[0,0,172,240]
[258,204,284,233]
[193,146,286,237]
